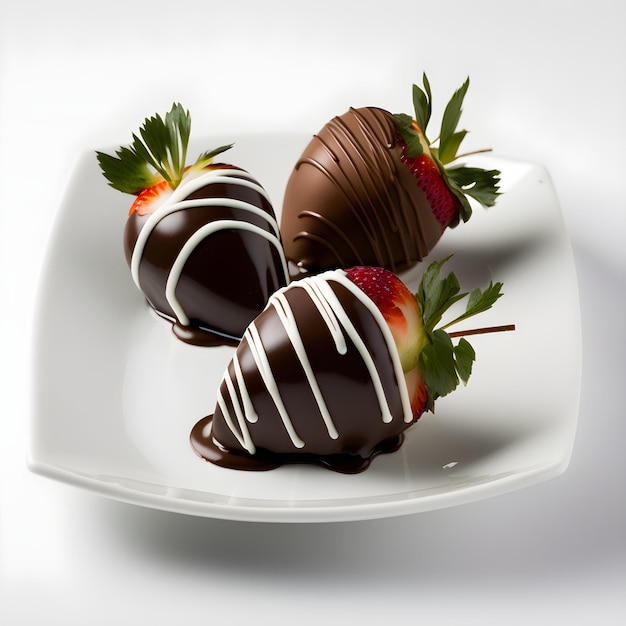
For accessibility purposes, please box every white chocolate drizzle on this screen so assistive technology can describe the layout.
[166,220,288,326]
[216,270,413,455]
[130,168,289,326]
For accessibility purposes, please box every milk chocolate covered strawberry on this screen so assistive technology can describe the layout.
[191,256,513,473]
[280,75,501,278]
[97,103,289,346]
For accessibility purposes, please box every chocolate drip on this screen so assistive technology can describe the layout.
[280,107,444,277]
[124,165,289,345]
[190,415,404,473]
[190,271,417,473]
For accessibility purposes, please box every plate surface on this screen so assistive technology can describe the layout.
[29,135,581,523]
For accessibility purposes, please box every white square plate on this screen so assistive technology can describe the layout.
[29,135,581,522]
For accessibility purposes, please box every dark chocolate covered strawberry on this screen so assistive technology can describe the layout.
[280,75,501,278]
[97,103,289,346]
[191,256,513,473]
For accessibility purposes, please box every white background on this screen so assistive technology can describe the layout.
[1,1,624,624]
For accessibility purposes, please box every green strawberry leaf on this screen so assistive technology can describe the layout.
[96,102,233,195]
[438,77,469,164]
[415,256,506,401]
[419,329,459,399]
[416,255,466,334]
[438,130,467,166]
[412,73,432,135]
[442,281,504,329]
[454,338,476,384]
[446,166,501,208]
[394,113,423,158]
[166,102,191,172]
[194,144,235,169]
[96,146,160,195]
[394,75,501,219]
[448,187,473,225]
[134,103,191,186]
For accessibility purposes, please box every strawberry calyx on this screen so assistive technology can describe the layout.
[346,256,511,419]
[394,74,501,228]
[96,103,233,196]
[414,254,508,402]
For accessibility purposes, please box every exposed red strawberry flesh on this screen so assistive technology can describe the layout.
[392,76,501,231]
[399,141,459,228]
[129,179,171,216]
[345,266,421,341]
[404,367,428,421]
[345,265,428,417]
[345,265,405,312]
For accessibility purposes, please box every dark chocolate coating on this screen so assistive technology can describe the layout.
[280,107,444,277]
[190,274,415,473]
[124,165,287,346]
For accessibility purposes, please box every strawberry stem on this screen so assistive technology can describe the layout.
[447,324,516,338]
[415,256,513,401]
[454,147,493,160]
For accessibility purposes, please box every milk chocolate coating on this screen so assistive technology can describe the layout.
[190,274,415,473]
[280,107,444,278]
[124,165,288,346]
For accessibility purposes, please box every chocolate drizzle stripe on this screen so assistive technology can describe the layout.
[295,210,365,265]
[294,155,386,268]
[350,107,430,267]
[225,366,258,449]
[294,109,414,271]
[245,323,306,449]
[347,109,417,267]
[310,273,399,424]
[161,197,281,236]
[165,220,288,326]
[233,350,259,423]
[214,353,261,452]
[297,125,389,266]
[321,120,390,262]
[272,291,340,440]
[344,109,398,206]
[294,277,346,354]
[130,169,276,289]
[216,381,256,454]
[318,271,412,424]
[216,270,413,456]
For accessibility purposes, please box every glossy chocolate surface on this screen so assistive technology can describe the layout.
[124,165,288,346]
[190,272,416,473]
[280,107,444,277]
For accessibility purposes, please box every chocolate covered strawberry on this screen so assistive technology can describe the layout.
[280,75,501,278]
[190,256,512,473]
[97,103,289,346]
